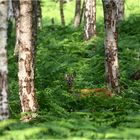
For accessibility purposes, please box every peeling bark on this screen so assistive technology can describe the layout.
[74,0,81,27]
[84,0,96,40]
[0,0,9,120]
[102,0,120,93]
[18,0,38,113]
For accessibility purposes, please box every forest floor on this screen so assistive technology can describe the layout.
[1,0,140,139]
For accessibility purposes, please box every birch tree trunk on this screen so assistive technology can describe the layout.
[84,0,96,40]
[18,0,38,119]
[102,0,120,93]
[118,0,125,21]
[0,0,9,120]
[12,0,20,56]
[74,0,81,27]
[60,0,65,26]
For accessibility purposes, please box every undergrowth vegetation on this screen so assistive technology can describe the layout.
[1,0,140,139]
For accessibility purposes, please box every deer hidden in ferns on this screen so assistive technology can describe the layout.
[64,72,113,97]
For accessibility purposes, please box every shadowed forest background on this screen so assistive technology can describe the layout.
[1,0,140,139]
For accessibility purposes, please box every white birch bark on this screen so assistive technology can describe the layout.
[102,0,120,93]
[0,0,9,120]
[18,0,38,116]
[84,0,96,40]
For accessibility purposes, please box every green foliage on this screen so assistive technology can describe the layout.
[2,0,140,139]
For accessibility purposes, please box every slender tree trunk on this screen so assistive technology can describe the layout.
[32,0,38,72]
[74,0,81,27]
[0,0,9,120]
[84,0,96,40]
[33,0,38,39]
[12,0,20,56]
[60,0,65,26]
[34,0,42,28]
[37,0,42,27]
[80,0,85,25]
[118,0,125,21]
[18,0,38,120]
[102,0,120,93]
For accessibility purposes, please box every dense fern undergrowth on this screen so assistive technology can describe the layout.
[1,1,140,139]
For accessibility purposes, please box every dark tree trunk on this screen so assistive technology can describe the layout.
[32,0,38,45]
[31,0,42,28]
[80,0,85,25]
[60,0,65,26]
[36,0,42,27]
[102,0,120,93]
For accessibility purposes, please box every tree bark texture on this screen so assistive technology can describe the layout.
[36,0,42,27]
[80,0,85,25]
[12,0,20,56]
[32,0,38,42]
[0,0,9,120]
[117,0,125,21]
[84,0,96,40]
[102,0,120,93]
[18,0,38,113]
[32,0,42,28]
[32,0,39,71]
[74,0,81,27]
[60,0,65,26]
